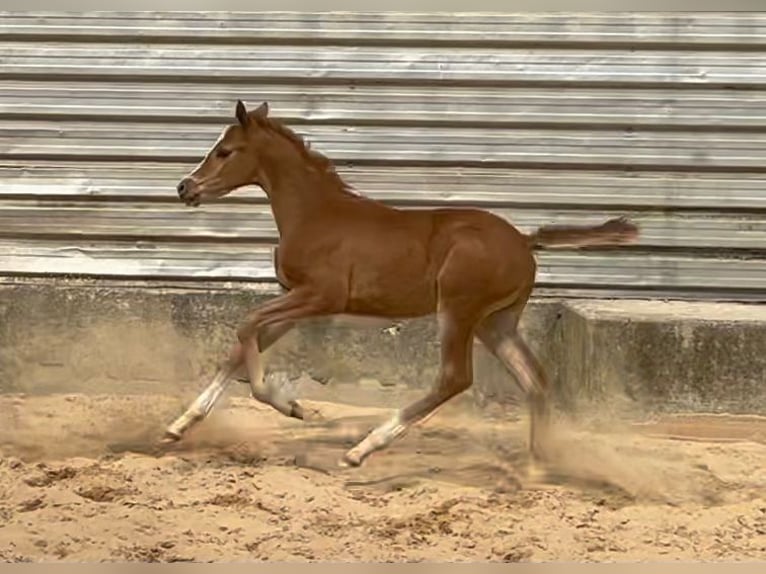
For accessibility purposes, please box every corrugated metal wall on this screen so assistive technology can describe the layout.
[1,12,765,300]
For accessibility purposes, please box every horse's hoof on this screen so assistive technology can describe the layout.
[160,431,181,445]
[289,402,306,421]
[338,453,362,469]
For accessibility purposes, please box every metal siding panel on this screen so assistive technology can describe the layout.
[0,201,764,251]
[2,163,763,210]
[0,239,762,291]
[3,120,766,169]
[0,12,764,300]
[0,240,278,280]
[3,82,766,128]
[2,43,766,86]
[3,13,766,46]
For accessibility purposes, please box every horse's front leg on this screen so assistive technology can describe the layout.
[236,289,331,419]
[163,289,334,442]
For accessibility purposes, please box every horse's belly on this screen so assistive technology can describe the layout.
[346,259,437,317]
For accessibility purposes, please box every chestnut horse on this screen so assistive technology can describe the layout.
[165,100,639,468]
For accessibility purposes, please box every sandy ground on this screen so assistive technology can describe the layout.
[0,389,765,562]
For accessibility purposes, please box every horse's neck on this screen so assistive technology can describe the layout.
[262,160,341,238]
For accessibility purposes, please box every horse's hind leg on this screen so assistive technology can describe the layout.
[340,234,495,467]
[475,306,552,460]
[341,308,476,467]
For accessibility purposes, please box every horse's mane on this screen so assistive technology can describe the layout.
[260,116,358,196]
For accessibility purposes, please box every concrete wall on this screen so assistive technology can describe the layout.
[0,277,552,400]
[558,301,766,416]
[2,278,763,416]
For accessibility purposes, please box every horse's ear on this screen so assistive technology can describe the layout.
[253,101,269,120]
[235,100,249,128]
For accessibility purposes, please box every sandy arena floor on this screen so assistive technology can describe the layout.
[0,390,765,562]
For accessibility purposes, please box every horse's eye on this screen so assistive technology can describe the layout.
[216,148,233,159]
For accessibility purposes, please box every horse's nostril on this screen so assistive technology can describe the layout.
[176,180,187,195]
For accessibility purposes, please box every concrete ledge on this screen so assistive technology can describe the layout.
[559,300,766,415]
[0,278,554,409]
[0,277,763,416]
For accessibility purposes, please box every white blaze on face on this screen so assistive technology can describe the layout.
[189,126,229,182]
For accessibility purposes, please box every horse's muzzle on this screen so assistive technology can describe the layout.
[176,178,201,206]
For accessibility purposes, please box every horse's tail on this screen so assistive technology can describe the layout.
[527,216,639,250]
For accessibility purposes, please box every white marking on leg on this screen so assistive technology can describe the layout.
[343,411,407,466]
[368,411,406,444]
[164,367,233,440]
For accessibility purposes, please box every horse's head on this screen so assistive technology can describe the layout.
[176,100,271,206]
